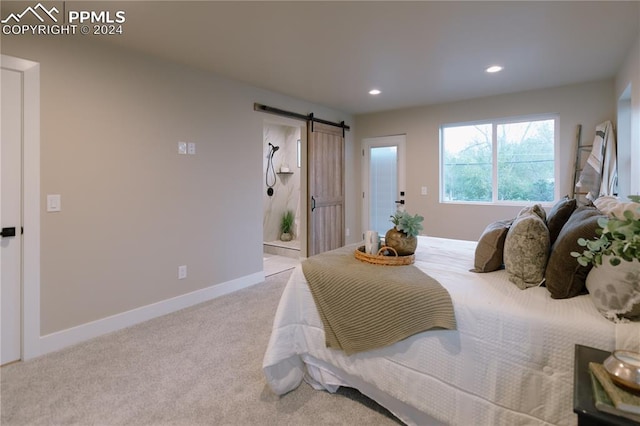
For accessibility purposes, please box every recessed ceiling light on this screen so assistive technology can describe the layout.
[369,89,381,95]
[485,65,503,73]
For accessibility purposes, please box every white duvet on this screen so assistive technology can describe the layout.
[263,237,639,426]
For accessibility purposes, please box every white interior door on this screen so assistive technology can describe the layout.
[362,135,406,237]
[1,67,23,364]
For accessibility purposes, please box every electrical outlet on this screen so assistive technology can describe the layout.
[187,142,196,155]
[421,186,428,195]
[178,265,187,279]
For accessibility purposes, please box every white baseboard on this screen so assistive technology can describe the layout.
[37,271,265,358]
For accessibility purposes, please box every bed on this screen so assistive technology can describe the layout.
[263,202,639,425]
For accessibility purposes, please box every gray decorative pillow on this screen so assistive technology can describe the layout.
[545,206,606,299]
[503,208,550,290]
[546,196,577,246]
[471,219,513,273]
[586,257,640,322]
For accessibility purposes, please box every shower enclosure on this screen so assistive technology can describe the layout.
[263,122,301,258]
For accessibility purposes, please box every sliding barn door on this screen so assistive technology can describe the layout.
[308,122,345,256]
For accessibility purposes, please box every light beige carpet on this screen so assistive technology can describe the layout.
[0,270,401,425]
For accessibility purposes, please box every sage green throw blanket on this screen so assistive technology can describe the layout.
[302,245,456,355]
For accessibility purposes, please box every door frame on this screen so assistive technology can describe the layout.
[1,54,41,360]
[361,135,407,237]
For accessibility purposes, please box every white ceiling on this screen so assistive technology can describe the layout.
[10,1,640,115]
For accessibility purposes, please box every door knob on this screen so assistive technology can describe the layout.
[394,200,405,205]
[1,227,16,238]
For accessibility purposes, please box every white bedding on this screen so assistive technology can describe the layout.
[263,237,639,426]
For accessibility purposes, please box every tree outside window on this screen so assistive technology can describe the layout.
[441,116,556,203]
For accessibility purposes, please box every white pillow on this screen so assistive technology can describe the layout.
[594,196,640,219]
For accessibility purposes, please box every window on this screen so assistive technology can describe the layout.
[440,115,557,204]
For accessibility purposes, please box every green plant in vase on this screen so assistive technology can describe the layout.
[571,205,640,321]
[384,210,424,256]
[572,208,640,267]
[280,210,295,242]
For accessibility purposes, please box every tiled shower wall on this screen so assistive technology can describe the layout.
[263,123,301,242]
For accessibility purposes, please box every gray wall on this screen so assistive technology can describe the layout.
[2,36,355,335]
[355,80,616,241]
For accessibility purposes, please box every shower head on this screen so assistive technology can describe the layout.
[269,143,280,153]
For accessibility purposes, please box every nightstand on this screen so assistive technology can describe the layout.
[573,344,639,426]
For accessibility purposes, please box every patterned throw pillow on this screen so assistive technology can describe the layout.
[503,207,550,290]
[518,203,547,222]
[586,257,640,322]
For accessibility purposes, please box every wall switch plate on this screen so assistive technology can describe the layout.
[178,265,187,279]
[178,141,187,155]
[187,142,196,155]
[421,186,428,195]
[47,194,61,212]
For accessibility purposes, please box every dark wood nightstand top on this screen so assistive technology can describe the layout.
[573,344,639,426]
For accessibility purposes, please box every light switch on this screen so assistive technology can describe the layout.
[47,194,61,212]
[178,141,187,155]
[178,265,187,279]
[421,186,428,195]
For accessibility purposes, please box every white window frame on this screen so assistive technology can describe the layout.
[439,113,560,206]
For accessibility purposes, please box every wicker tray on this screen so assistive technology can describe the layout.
[354,245,415,266]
